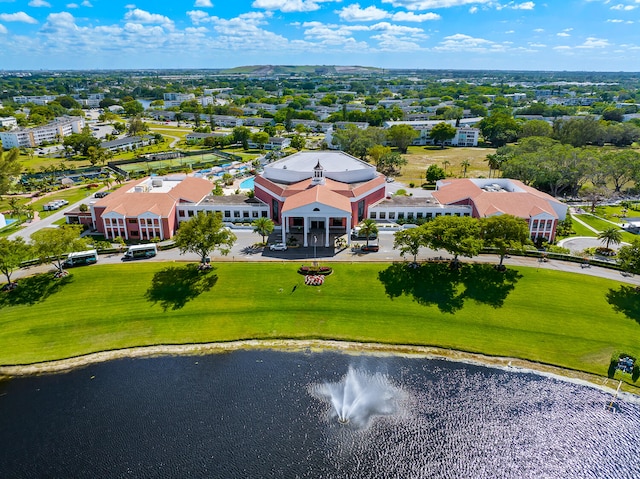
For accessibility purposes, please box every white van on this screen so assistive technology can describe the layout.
[122,244,158,261]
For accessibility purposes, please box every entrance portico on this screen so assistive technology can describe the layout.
[281,209,352,247]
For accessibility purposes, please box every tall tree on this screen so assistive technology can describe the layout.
[478,110,521,147]
[617,238,640,275]
[480,215,530,268]
[174,212,237,263]
[393,227,425,264]
[424,215,483,267]
[252,217,274,244]
[430,122,457,148]
[31,225,87,274]
[0,237,32,285]
[386,124,418,154]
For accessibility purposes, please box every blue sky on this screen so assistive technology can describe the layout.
[1,0,640,71]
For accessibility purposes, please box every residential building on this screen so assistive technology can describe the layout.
[0,116,84,148]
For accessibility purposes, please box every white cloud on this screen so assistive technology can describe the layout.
[29,0,51,7]
[528,42,546,47]
[67,3,79,7]
[382,0,490,10]
[194,0,213,6]
[0,12,38,23]
[557,32,570,37]
[505,29,514,33]
[576,37,611,48]
[82,0,92,6]
[0,24,7,34]
[610,4,636,10]
[187,10,210,24]
[338,4,389,21]
[434,33,504,52]
[469,6,478,13]
[337,4,440,22]
[392,11,440,21]
[513,1,535,9]
[124,8,174,28]
[533,28,544,32]
[252,0,340,13]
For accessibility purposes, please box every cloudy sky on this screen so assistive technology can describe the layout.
[1,0,639,71]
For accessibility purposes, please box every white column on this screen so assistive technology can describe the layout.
[324,216,330,247]
[122,218,128,240]
[158,217,164,240]
[346,215,351,246]
[281,215,287,244]
[303,216,309,247]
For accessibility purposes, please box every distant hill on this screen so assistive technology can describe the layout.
[220,65,382,75]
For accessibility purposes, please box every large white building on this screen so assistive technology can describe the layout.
[0,116,85,148]
[383,120,480,147]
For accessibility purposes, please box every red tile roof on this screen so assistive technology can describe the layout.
[281,185,352,213]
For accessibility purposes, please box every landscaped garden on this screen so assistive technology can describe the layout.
[0,261,638,391]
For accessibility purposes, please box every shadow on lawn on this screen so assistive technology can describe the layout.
[606,285,640,323]
[145,264,218,311]
[0,273,73,308]
[378,262,521,314]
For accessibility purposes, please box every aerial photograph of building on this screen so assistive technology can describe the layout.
[0,1,639,477]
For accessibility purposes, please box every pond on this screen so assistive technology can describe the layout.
[0,350,638,478]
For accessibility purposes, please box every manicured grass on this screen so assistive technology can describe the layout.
[400,146,496,185]
[574,214,638,243]
[1,262,638,384]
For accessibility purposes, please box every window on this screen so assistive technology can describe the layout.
[188,210,194,217]
[243,211,249,218]
[234,211,240,218]
[261,211,268,217]
[127,218,137,224]
[407,212,414,219]
[533,220,538,228]
[417,212,423,219]
[224,210,231,218]
[130,230,139,236]
[370,212,377,219]
[357,199,365,222]
[272,198,279,220]
[389,212,395,220]
[252,211,259,218]
[398,212,404,220]
[426,213,433,219]
[380,212,386,219]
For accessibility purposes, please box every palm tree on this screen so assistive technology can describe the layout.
[252,217,274,245]
[460,159,471,178]
[358,218,378,248]
[442,160,450,174]
[597,227,623,250]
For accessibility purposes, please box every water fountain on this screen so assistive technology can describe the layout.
[311,367,403,428]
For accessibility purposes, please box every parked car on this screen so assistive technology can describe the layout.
[269,243,288,251]
[94,191,109,198]
[361,245,379,252]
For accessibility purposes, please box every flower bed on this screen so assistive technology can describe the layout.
[298,266,333,276]
[304,275,325,286]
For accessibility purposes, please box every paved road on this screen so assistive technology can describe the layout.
[11,230,640,287]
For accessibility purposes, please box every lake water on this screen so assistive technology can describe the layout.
[0,350,638,478]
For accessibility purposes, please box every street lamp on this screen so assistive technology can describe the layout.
[313,234,318,265]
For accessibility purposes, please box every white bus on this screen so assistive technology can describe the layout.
[63,249,98,267]
[122,243,158,261]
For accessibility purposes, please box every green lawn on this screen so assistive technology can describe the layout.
[1,262,639,386]
[574,214,638,243]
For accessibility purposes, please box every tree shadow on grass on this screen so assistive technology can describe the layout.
[378,262,521,314]
[0,273,73,309]
[606,285,640,324]
[145,264,218,311]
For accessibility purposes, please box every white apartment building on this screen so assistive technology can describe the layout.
[383,120,480,147]
[0,116,84,148]
[13,95,57,105]
[163,93,195,108]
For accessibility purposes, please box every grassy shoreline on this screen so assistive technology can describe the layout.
[1,262,638,390]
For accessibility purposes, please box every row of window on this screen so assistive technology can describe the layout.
[106,218,160,226]
[370,211,470,220]
[531,219,554,230]
[178,209,269,219]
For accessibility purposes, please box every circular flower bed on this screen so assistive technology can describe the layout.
[304,275,325,286]
[595,247,616,257]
